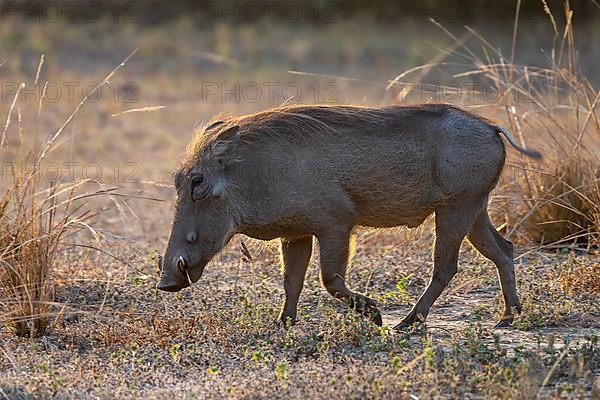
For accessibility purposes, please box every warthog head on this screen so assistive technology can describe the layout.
[157,124,241,292]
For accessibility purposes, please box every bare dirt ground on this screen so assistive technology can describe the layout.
[1,227,598,399]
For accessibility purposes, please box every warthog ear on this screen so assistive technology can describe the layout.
[211,126,242,166]
[204,120,225,132]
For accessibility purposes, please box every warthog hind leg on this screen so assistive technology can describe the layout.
[394,200,481,331]
[467,208,521,328]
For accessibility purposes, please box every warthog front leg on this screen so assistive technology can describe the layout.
[318,228,382,326]
[279,236,313,326]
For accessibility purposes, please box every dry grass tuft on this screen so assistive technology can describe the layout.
[0,52,136,337]
[517,158,600,246]
[0,178,75,337]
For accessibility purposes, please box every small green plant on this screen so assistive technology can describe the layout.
[170,343,181,362]
[390,355,403,372]
[251,350,263,364]
[423,337,436,369]
[274,361,289,383]
[395,274,412,301]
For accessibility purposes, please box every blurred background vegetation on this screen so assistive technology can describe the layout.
[2,0,600,81]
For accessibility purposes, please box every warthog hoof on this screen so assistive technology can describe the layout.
[370,309,383,327]
[278,312,297,329]
[393,312,426,332]
[494,305,522,328]
[493,317,514,328]
[348,295,382,326]
[393,321,425,332]
[494,312,518,328]
[393,321,412,331]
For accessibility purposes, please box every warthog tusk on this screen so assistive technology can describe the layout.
[176,256,193,285]
[157,254,163,269]
[177,256,186,270]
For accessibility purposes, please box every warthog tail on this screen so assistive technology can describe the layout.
[494,126,543,160]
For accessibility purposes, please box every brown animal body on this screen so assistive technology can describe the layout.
[157,104,541,329]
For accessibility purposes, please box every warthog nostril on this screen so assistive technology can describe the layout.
[186,231,197,244]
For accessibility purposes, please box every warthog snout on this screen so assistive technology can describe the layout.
[156,253,185,292]
[157,252,208,292]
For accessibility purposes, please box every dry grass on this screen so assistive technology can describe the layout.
[518,159,600,246]
[0,53,136,337]
[0,239,598,398]
[0,178,74,337]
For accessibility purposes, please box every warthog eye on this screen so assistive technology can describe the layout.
[191,174,209,201]
[191,175,204,187]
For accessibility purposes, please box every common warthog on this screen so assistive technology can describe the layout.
[157,104,541,329]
